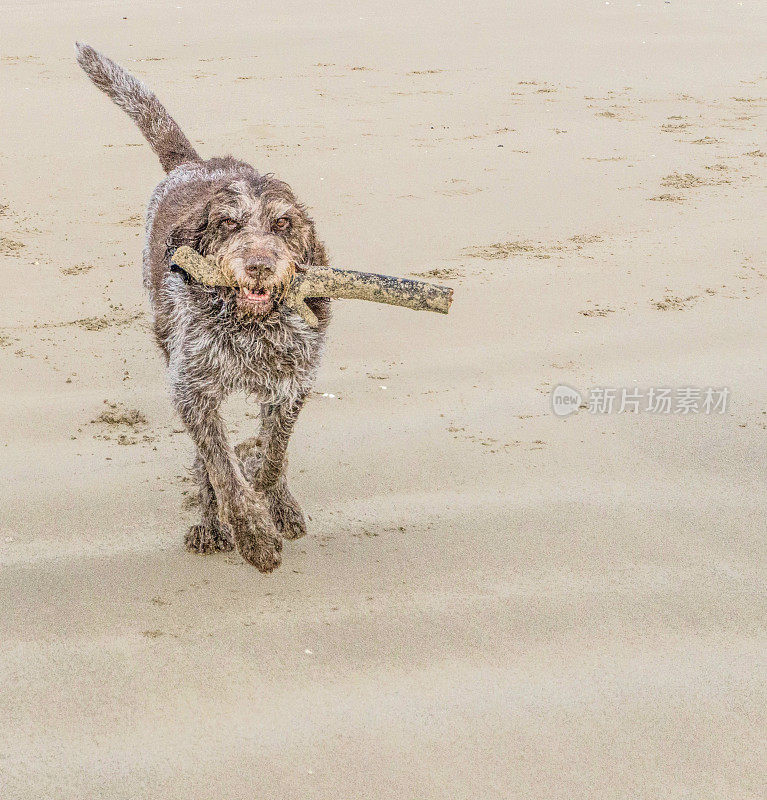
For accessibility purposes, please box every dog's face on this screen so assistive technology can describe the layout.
[170,171,317,318]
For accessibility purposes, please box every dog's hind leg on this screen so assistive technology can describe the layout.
[185,452,234,554]
[238,397,308,540]
[265,476,308,541]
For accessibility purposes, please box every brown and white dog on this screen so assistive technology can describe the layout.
[77,43,331,572]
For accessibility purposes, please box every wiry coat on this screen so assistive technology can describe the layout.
[77,43,330,572]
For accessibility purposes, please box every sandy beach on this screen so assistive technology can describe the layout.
[1,1,766,797]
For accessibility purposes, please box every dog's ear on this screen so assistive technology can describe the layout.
[165,200,212,260]
[306,230,328,267]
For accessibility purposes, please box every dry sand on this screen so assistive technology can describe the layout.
[1,1,766,797]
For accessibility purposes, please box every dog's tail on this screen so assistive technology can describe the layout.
[75,42,201,173]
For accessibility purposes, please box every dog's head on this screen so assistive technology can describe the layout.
[168,165,319,318]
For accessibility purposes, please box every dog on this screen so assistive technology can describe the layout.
[76,43,331,573]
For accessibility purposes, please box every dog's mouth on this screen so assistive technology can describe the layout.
[236,286,274,315]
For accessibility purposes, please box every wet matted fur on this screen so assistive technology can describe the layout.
[76,43,331,572]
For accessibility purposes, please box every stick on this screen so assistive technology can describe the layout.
[171,246,454,328]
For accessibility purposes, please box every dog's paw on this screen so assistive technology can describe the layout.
[237,528,283,573]
[185,522,234,554]
[229,494,283,573]
[268,481,307,540]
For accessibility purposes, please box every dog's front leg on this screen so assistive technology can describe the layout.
[238,395,308,540]
[172,385,282,572]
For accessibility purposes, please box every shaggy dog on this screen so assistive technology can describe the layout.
[76,43,331,572]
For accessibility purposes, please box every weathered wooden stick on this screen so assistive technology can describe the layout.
[171,246,454,328]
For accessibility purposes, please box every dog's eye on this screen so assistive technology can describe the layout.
[272,217,291,232]
[220,218,239,230]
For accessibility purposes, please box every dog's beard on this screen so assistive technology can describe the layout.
[197,285,280,323]
[231,265,296,320]
[230,281,293,320]
[195,255,297,321]
[235,286,275,317]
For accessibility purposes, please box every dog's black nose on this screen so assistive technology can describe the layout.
[244,258,273,278]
